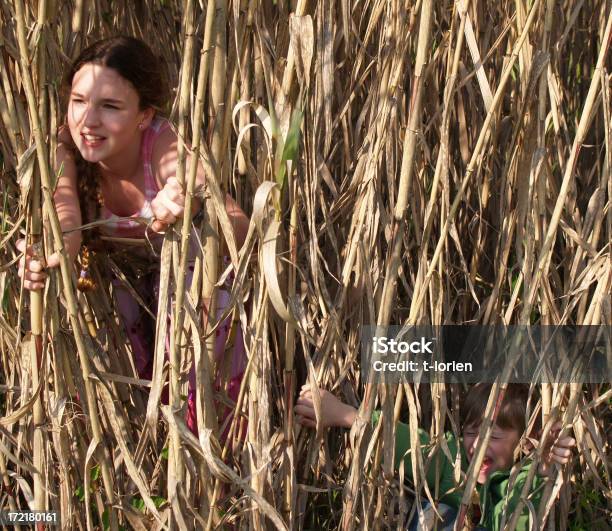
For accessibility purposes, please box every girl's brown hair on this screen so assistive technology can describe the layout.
[63,36,169,113]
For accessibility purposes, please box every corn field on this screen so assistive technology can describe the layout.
[0,0,611,529]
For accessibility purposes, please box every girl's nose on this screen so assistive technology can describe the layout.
[82,104,100,127]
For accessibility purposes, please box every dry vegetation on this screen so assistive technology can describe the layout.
[0,0,611,529]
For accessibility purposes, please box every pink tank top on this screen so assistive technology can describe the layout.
[99,118,171,238]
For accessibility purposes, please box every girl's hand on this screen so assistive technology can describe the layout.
[16,239,60,291]
[295,384,358,429]
[538,421,576,476]
[151,177,186,233]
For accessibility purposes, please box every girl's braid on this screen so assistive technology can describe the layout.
[71,146,100,292]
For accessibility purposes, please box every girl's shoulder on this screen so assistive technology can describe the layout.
[148,116,173,135]
[148,117,178,186]
[148,117,175,145]
[57,125,72,145]
[147,117,175,156]
[55,126,78,184]
[56,126,75,159]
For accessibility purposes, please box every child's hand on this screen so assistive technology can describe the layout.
[295,384,358,429]
[538,421,576,477]
[16,239,60,291]
[151,177,186,233]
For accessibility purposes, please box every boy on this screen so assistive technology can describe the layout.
[296,383,575,530]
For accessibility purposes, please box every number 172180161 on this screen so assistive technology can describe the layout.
[0,511,59,526]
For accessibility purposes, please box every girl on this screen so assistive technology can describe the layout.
[17,36,249,434]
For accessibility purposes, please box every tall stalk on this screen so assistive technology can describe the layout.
[172,0,221,522]
[29,0,49,514]
[201,0,228,527]
[164,1,196,527]
[377,0,432,327]
[13,0,118,528]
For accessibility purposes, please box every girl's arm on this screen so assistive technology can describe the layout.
[150,126,249,247]
[17,129,82,290]
[53,128,83,260]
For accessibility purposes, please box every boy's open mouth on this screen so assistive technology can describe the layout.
[479,457,494,473]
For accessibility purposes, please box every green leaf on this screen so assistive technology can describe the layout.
[2,284,9,314]
[275,108,303,191]
[161,447,169,460]
[152,496,166,508]
[282,109,303,163]
[131,497,146,512]
[75,485,85,502]
[1,188,8,233]
[131,495,165,513]
[90,464,100,482]
[510,274,519,291]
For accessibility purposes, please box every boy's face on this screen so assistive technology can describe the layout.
[462,423,521,483]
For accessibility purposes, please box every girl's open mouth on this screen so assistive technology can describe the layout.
[81,133,106,147]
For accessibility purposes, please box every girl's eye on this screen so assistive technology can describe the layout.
[72,99,85,105]
[103,104,119,109]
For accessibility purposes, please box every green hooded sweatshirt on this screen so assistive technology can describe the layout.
[372,412,545,530]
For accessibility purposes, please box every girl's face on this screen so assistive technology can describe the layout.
[67,63,151,165]
[462,423,520,483]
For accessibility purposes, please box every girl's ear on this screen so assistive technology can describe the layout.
[140,107,155,129]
